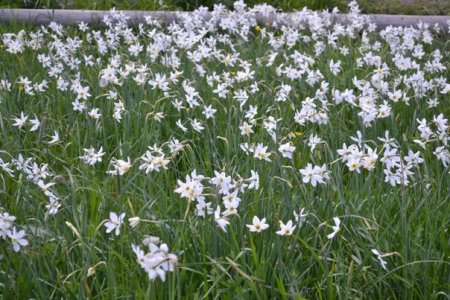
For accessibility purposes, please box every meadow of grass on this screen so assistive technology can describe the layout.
[0,2,449,299]
[1,0,449,15]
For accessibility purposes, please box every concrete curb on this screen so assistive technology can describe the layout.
[0,9,449,30]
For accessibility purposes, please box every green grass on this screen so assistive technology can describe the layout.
[0,7,449,299]
[0,0,449,15]
[1,0,344,10]
[356,0,450,15]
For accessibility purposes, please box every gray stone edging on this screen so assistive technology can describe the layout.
[0,9,449,30]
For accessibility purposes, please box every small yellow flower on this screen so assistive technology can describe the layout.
[295,131,302,137]
[231,71,236,76]
[18,85,24,91]
[255,25,261,32]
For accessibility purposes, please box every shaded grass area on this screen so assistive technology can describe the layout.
[0,0,449,15]
[357,0,450,15]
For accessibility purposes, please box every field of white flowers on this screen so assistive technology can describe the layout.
[0,1,449,298]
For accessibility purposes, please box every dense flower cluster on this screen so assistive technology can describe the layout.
[0,211,28,252]
[0,0,448,286]
[132,236,178,282]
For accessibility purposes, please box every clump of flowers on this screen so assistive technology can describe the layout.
[0,0,448,293]
[132,237,178,282]
[0,211,28,252]
[107,158,132,176]
[299,163,330,187]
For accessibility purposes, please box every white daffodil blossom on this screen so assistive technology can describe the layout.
[7,227,29,252]
[104,212,126,236]
[12,112,28,129]
[132,239,178,282]
[327,217,341,240]
[371,249,388,270]
[214,206,229,233]
[246,216,269,233]
[276,220,296,236]
[48,131,60,144]
[107,158,132,176]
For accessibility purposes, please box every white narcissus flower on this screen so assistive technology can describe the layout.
[214,206,229,232]
[0,158,14,177]
[104,212,125,236]
[278,142,296,159]
[45,197,61,216]
[433,113,448,132]
[29,115,40,132]
[239,122,254,136]
[190,119,204,133]
[174,172,204,202]
[139,149,170,174]
[388,90,402,102]
[276,220,296,236]
[299,163,328,187]
[0,212,15,239]
[76,85,91,100]
[246,216,269,233]
[404,150,424,166]
[80,147,105,166]
[48,131,60,144]
[327,217,341,239]
[88,108,101,119]
[254,143,271,161]
[299,164,315,185]
[308,134,322,152]
[371,249,388,270]
[247,170,259,190]
[329,59,341,75]
[12,112,28,129]
[78,21,89,31]
[362,146,378,170]
[293,208,308,224]
[107,158,132,176]
[176,119,188,132]
[202,105,217,119]
[132,240,178,282]
[7,227,28,252]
